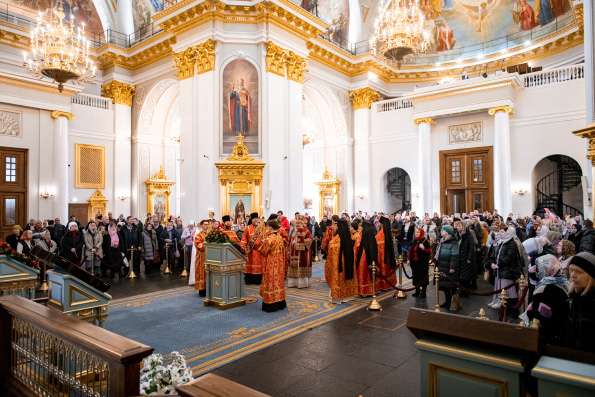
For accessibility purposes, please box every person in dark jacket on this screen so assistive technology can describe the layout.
[121,217,143,274]
[160,221,180,273]
[576,219,595,255]
[488,225,523,310]
[102,220,124,278]
[399,216,415,262]
[51,218,67,249]
[455,220,477,292]
[60,221,84,265]
[563,252,595,352]
[409,228,432,298]
[436,225,460,311]
[6,225,22,250]
[524,254,569,345]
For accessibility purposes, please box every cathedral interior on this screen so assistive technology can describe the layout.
[0,0,594,396]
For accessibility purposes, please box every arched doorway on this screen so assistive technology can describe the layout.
[533,155,584,217]
[385,168,411,213]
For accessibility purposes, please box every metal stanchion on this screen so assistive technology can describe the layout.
[38,260,49,292]
[395,255,407,299]
[314,237,320,262]
[499,288,509,321]
[477,307,488,320]
[163,242,172,274]
[368,261,382,311]
[180,245,188,278]
[433,265,440,312]
[127,246,137,279]
[90,248,95,276]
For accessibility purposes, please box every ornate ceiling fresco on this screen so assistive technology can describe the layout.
[6,0,104,34]
[132,0,164,32]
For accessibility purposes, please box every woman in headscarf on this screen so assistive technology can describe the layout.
[563,252,595,351]
[325,219,358,303]
[142,222,159,273]
[355,221,378,297]
[435,224,460,311]
[83,221,103,274]
[375,216,397,291]
[488,224,523,310]
[160,220,180,273]
[60,221,84,265]
[523,254,568,344]
[102,219,124,278]
[409,228,432,298]
[35,229,57,254]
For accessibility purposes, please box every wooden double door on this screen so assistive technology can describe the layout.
[439,146,493,215]
[0,147,27,238]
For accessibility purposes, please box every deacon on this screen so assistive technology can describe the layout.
[325,219,358,303]
[288,215,313,288]
[190,220,210,297]
[256,219,287,312]
[241,212,265,284]
[355,221,378,297]
[375,216,398,291]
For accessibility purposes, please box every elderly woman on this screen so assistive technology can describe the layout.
[35,230,57,254]
[6,225,22,250]
[488,224,523,310]
[524,254,569,345]
[563,252,595,352]
[142,222,159,273]
[102,220,124,278]
[61,222,84,265]
[83,221,103,274]
[436,225,460,311]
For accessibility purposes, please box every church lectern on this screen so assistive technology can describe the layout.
[204,243,246,310]
[406,308,540,397]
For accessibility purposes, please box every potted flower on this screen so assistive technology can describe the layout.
[140,352,192,395]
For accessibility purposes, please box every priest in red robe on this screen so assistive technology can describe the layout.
[256,219,287,312]
[241,212,265,284]
[287,215,313,288]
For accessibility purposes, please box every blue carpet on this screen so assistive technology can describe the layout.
[103,263,404,376]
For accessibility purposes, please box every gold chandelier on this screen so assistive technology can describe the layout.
[370,0,432,66]
[23,0,96,92]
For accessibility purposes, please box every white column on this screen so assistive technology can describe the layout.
[113,103,132,217]
[353,107,371,212]
[287,78,304,214]
[584,0,595,124]
[490,106,513,216]
[51,111,70,222]
[415,118,433,215]
[179,73,199,220]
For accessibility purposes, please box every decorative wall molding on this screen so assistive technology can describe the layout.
[173,39,216,79]
[349,87,381,110]
[448,122,483,144]
[265,41,288,77]
[0,109,21,137]
[101,80,136,106]
[286,51,307,83]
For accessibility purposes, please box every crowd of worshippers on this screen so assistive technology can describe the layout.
[5,214,202,278]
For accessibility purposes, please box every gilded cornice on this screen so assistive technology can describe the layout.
[266,41,288,77]
[96,37,176,71]
[414,117,434,125]
[101,80,135,106]
[574,3,584,33]
[173,39,216,79]
[0,24,30,49]
[349,87,381,110]
[50,111,74,120]
[488,105,513,116]
[286,51,307,83]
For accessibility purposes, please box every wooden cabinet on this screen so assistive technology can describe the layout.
[0,148,27,238]
[440,147,493,214]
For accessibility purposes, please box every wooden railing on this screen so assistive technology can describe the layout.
[522,63,584,88]
[71,93,112,110]
[375,98,414,113]
[0,295,153,397]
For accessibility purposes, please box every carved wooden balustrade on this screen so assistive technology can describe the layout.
[0,295,153,397]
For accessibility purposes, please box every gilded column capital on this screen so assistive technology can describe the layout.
[349,87,381,110]
[101,80,135,106]
[265,41,288,77]
[588,137,595,164]
[286,51,307,83]
[574,3,584,33]
[174,39,217,80]
[414,117,434,125]
[488,105,513,116]
[50,110,74,120]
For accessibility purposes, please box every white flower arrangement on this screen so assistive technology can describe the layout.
[140,351,193,395]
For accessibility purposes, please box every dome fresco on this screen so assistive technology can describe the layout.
[6,0,104,34]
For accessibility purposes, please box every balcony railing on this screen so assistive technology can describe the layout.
[71,93,112,110]
[522,63,584,88]
[375,98,413,113]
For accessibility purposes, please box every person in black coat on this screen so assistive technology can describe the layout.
[409,228,432,298]
[160,221,180,273]
[60,222,84,265]
[399,217,415,261]
[576,220,595,255]
[50,218,67,249]
[102,220,124,278]
[436,225,460,311]
[6,225,22,250]
[121,217,143,274]
[563,252,595,352]
[455,220,477,291]
[488,225,523,310]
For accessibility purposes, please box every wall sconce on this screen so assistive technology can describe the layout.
[302,134,313,146]
[357,194,365,200]
[117,193,129,201]
[40,190,55,199]
[513,188,528,196]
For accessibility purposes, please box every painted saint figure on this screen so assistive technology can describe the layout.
[234,199,246,225]
[228,78,252,135]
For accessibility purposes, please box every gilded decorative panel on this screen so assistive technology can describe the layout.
[75,144,105,189]
[448,122,482,144]
[0,109,21,137]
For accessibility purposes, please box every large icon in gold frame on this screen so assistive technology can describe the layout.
[315,168,341,219]
[145,166,175,222]
[216,135,265,220]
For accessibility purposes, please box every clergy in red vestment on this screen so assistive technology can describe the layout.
[256,219,287,312]
[355,220,378,297]
[375,216,398,291]
[241,212,265,285]
[221,215,240,244]
[287,215,313,288]
[325,219,358,302]
[193,220,209,297]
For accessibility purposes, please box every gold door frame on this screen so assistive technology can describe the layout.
[316,168,341,219]
[215,135,265,217]
[145,166,175,218]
